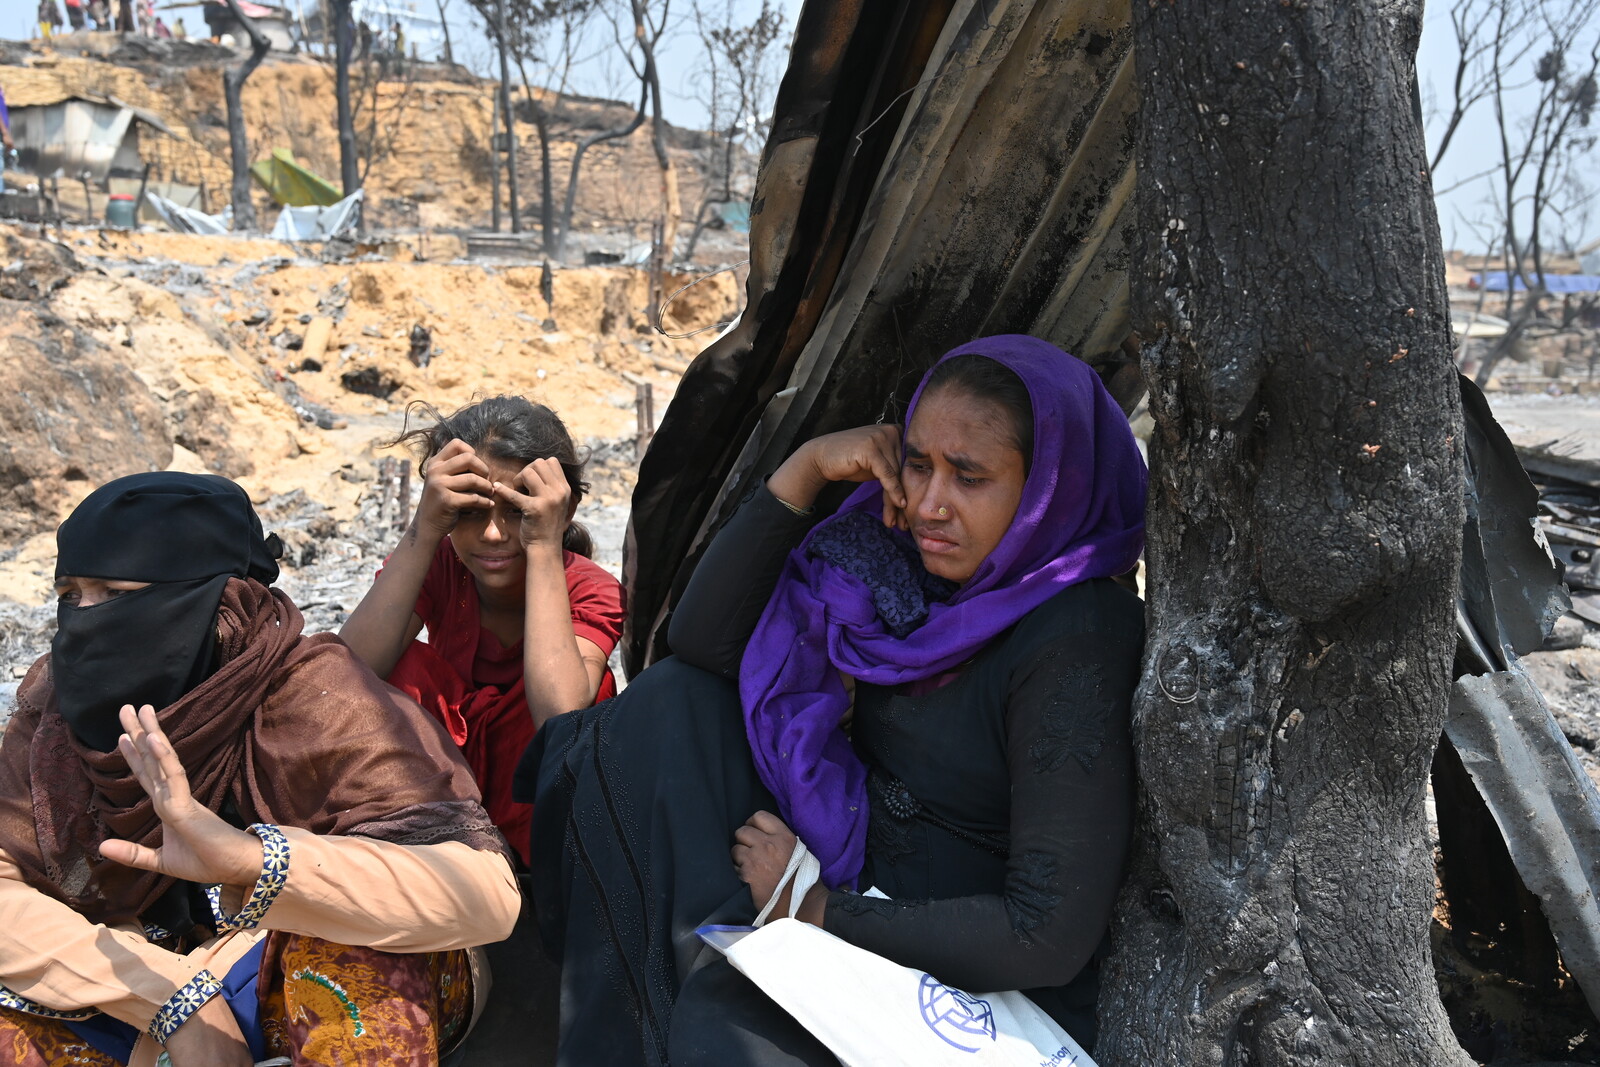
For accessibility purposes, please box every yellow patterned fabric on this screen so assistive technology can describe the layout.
[0,1008,119,1066]
[258,934,474,1063]
[0,936,473,1066]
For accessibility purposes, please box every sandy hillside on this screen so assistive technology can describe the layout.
[0,37,729,237]
[0,222,740,606]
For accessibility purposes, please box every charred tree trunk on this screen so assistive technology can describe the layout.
[434,0,453,66]
[333,0,359,197]
[514,56,560,258]
[493,0,521,234]
[489,89,502,232]
[220,0,270,231]
[633,0,680,259]
[551,81,647,261]
[537,112,555,253]
[1097,3,1471,1065]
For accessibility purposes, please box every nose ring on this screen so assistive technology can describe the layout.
[938,506,949,518]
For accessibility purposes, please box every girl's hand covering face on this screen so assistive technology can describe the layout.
[416,438,495,538]
[492,457,573,551]
[98,705,263,889]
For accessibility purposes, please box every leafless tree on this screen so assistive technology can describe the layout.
[516,1,598,252]
[330,0,360,197]
[465,0,600,245]
[604,0,679,258]
[351,47,420,186]
[680,0,784,262]
[220,0,272,230]
[1458,0,1599,383]
[1429,0,1539,174]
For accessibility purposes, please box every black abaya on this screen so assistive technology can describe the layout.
[520,487,1143,1065]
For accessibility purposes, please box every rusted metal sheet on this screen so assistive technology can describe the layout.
[625,0,1137,669]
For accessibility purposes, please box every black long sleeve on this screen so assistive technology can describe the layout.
[823,625,1139,993]
[668,485,818,678]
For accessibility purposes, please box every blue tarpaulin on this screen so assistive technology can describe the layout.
[1475,271,1600,294]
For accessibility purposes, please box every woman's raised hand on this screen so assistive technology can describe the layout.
[492,457,573,552]
[99,705,262,890]
[416,438,495,539]
[768,424,908,529]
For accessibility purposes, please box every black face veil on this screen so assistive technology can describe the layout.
[51,473,281,750]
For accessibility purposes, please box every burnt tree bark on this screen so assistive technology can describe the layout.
[220,0,270,231]
[332,0,360,198]
[493,0,521,235]
[1097,3,1471,1065]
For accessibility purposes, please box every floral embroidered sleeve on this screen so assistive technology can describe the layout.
[146,969,224,1044]
[207,823,290,932]
[822,632,1139,993]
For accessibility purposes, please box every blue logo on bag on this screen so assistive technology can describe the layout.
[917,973,996,1052]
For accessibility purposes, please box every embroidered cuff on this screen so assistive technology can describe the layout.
[0,985,98,1021]
[207,822,291,932]
[146,970,223,1045]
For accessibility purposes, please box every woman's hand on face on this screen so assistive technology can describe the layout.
[99,705,263,889]
[492,457,572,553]
[416,438,494,540]
[774,425,908,529]
[162,995,253,1067]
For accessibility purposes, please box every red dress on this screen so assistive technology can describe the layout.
[385,540,624,865]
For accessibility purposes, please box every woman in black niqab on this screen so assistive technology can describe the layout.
[51,472,281,750]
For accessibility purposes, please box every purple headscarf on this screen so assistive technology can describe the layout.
[738,335,1147,887]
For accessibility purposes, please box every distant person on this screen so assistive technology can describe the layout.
[357,18,372,58]
[391,18,404,55]
[0,86,13,177]
[340,396,625,869]
[172,15,186,38]
[64,0,85,30]
[38,0,63,39]
[152,14,169,37]
[202,0,224,40]
[138,0,154,35]
[87,0,109,30]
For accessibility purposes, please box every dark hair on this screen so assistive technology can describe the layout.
[395,394,594,558]
[919,355,1034,474]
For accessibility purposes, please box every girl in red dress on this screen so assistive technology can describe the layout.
[342,396,624,866]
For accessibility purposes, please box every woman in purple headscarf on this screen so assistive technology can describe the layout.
[521,335,1148,1065]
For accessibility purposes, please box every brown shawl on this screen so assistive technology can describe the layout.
[0,578,509,926]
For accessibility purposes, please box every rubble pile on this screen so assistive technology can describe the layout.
[1519,440,1600,787]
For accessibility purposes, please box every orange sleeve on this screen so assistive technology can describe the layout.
[254,827,519,952]
[0,846,215,1031]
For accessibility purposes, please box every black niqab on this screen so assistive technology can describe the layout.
[51,473,281,750]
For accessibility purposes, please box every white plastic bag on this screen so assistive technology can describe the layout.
[697,920,1097,1066]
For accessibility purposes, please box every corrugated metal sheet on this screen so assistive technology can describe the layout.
[625,0,1137,669]
[9,95,172,182]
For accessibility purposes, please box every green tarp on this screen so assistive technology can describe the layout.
[250,148,343,207]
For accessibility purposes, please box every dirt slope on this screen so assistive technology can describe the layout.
[0,222,739,603]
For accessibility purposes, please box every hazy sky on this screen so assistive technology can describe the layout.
[0,0,1589,249]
